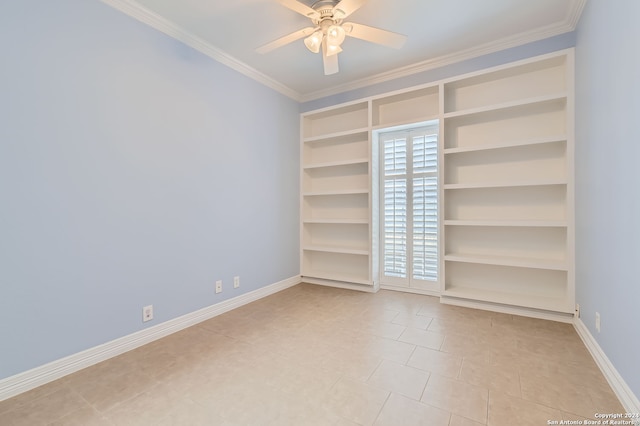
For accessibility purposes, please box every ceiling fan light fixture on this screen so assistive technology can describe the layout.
[326,24,346,46]
[325,43,343,56]
[304,30,323,53]
[258,0,409,75]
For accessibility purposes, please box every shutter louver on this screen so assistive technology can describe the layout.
[412,133,438,281]
[384,179,407,278]
[383,137,408,278]
[413,176,437,280]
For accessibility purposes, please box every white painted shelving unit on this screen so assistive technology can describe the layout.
[440,51,575,315]
[301,101,374,288]
[300,49,575,316]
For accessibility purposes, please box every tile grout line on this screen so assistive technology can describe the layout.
[405,344,418,367]
[370,391,392,426]
[485,388,491,425]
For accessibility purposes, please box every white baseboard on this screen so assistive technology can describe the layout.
[380,285,440,298]
[574,318,640,421]
[0,275,301,402]
[302,277,379,293]
[440,296,575,323]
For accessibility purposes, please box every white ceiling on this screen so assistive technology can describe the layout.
[104,0,585,101]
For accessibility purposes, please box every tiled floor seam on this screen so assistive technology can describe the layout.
[371,391,392,426]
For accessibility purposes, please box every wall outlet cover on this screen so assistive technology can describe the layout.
[143,305,153,322]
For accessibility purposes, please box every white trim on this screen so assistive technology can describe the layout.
[437,48,573,87]
[380,285,440,298]
[0,275,301,402]
[302,277,379,293]
[573,318,640,421]
[439,296,575,323]
[100,0,300,101]
[299,20,578,102]
[101,0,585,103]
[566,0,588,29]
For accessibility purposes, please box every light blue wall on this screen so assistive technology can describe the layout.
[0,0,299,379]
[575,1,640,397]
[300,32,575,112]
[4,0,636,402]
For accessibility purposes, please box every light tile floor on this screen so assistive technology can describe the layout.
[0,284,625,425]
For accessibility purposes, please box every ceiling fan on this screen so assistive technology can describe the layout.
[256,0,407,75]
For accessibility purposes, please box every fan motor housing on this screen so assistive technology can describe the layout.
[311,0,342,23]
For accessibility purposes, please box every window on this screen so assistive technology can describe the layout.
[378,123,439,291]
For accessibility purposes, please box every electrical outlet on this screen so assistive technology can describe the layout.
[215,280,222,294]
[575,304,580,318]
[595,312,601,332]
[143,305,153,322]
[233,276,240,289]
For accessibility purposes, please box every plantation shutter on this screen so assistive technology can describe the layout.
[412,133,438,281]
[380,125,438,286]
[383,137,407,278]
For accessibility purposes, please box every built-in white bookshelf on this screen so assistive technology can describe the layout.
[300,50,574,316]
[300,85,440,291]
[441,51,574,315]
[301,102,373,288]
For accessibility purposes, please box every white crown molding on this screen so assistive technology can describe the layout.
[574,318,640,422]
[100,0,301,101]
[299,20,576,102]
[101,0,586,104]
[0,275,301,402]
[567,0,588,29]
[300,0,586,101]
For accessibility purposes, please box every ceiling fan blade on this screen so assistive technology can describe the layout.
[322,40,339,75]
[332,0,367,19]
[279,0,320,19]
[256,26,316,54]
[343,22,407,49]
